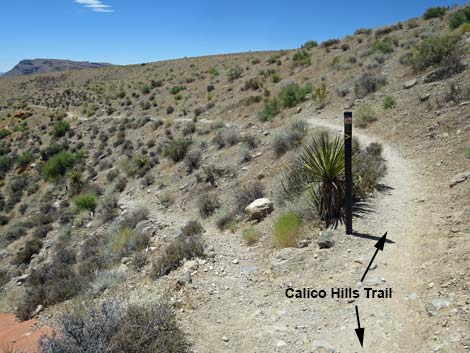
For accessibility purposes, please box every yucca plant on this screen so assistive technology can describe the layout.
[300,134,345,227]
[66,169,84,194]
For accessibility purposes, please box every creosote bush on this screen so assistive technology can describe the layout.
[423,6,446,20]
[383,95,396,109]
[242,227,262,246]
[73,192,97,212]
[163,138,192,162]
[41,151,76,180]
[181,220,204,237]
[354,73,386,98]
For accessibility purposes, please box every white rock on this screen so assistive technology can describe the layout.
[245,198,274,220]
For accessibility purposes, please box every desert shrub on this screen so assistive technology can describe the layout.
[258,98,281,121]
[118,205,149,229]
[241,134,258,149]
[355,105,377,128]
[40,143,64,160]
[4,222,30,244]
[235,181,264,213]
[374,23,402,37]
[0,155,14,176]
[354,73,386,98]
[140,173,155,187]
[53,120,70,138]
[336,85,350,97]
[273,120,307,157]
[409,35,463,73]
[163,138,192,162]
[73,193,97,212]
[383,95,396,109]
[0,129,11,140]
[369,37,394,55]
[244,78,263,91]
[449,6,470,29]
[16,151,34,169]
[448,6,470,29]
[228,66,243,81]
[184,148,202,173]
[32,224,53,239]
[312,82,329,108]
[273,212,303,248]
[321,38,340,48]
[302,40,318,50]
[242,227,262,245]
[88,270,127,296]
[279,83,312,108]
[98,193,119,222]
[13,239,43,266]
[0,269,9,289]
[40,300,189,353]
[423,6,446,20]
[170,85,185,95]
[216,211,237,232]
[197,193,220,218]
[353,142,387,199]
[0,214,10,226]
[355,28,372,35]
[292,50,311,67]
[181,220,204,237]
[114,176,127,192]
[182,121,196,135]
[458,22,470,33]
[16,247,83,321]
[108,226,150,260]
[41,151,76,180]
[224,130,240,146]
[152,235,205,278]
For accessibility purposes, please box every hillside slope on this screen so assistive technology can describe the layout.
[0,5,469,353]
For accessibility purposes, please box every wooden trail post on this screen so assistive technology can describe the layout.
[344,111,353,235]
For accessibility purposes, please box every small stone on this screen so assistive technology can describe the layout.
[317,231,335,249]
[449,171,470,188]
[232,259,239,264]
[277,340,287,348]
[312,340,336,352]
[222,336,229,342]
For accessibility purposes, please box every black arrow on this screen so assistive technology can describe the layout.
[360,232,387,282]
[355,305,364,347]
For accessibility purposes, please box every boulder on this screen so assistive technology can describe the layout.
[317,231,335,249]
[403,79,417,89]
[245,198,273,221]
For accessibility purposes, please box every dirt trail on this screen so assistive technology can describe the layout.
[178,110,434,352]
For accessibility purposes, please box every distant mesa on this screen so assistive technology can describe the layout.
[2,59,112,77]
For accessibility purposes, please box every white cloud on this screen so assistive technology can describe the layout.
[74,0,113,13]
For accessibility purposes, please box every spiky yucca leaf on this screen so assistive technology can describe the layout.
[300,134,345,227]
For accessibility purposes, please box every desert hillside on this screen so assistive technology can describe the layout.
[0,5,469,353]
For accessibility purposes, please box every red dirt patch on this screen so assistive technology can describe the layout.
[0,313,51,353]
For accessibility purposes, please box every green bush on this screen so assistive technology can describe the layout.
[0,129,11,140]
[73,193,97,212]
[312,82,329,108]
[449,6,470,29]
[383,96,396,109]
[163,138,192,162]
[0,155,14,175]
[108,226,150,259]
[321,38,340,48]
[41,151,76,180]
[369,37,394,55]
[170,85,185,95]
[292,50,311,66]
[355,105,377,128]
[409,35,462,72]
[301,40,318,50]
[53,120,70,137]
[228,66,243,81]
[279,83,312,108]
[258,98,281,121]
[273,212,303,248]
[16,151,34,169]
[423,6,447,20]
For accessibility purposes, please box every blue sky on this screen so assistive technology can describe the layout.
[0,0,468,72]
